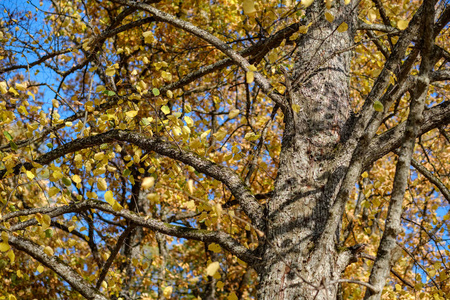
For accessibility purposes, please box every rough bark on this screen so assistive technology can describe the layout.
[256,1,357,299]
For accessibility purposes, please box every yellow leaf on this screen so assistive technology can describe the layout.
[246,71,254,84]
[44,246,54,256]
[101,281,108,289]
[228,292,238,300]
[0,242,10,252]
[292,104,301,113]
[368,9,377,22]
[0,81,8,94]
[94,152,104,161]
[161,105,170,115]
[397,20,409,30]
[8,295,17,300]
[361,171,369,178]
[96,85,105,93]
[298,25,309,34]
[15,82,27,91]
[26,170,35,180]
[208,243,222,253]
[326,0,332,9]
[146,193,160,204]
[268,51,277,64]
[52,170,64,180]
[188,179,194,194]
[48,187,60,197]
[228,109,240,119]
[337,22,348,32]
[105,66,116,76]
[97,178,107,191]
[163,286,173,298]
[27,91,35,100]
[9,87,19,96]
[206,261,220,276]
[37,265,44,273]
[112,201,123,211]
[42,214,51,230]
[200,129,211,141]
[16,270,23,278]
[215,203,223,217]
[248,65,257,72]
[161,71,172,82]
[68,226,75,232]
[344,0,350,4]
[72,174,81,184]
[143,31,155,44]
[302,0,314,8]
[217,281,224,289]
[184,116,194,127]
[141,177,155,189]
[7,250,14,263]
[186,200,196,210]
[243,0,256,16]
[104,190,115,206]
[213,129,228,141]
[325,12,334,23]
[1,232,8,243]
[126,110,138,118]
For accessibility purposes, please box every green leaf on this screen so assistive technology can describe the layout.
[152,88,160,96]
[123,169,131,177]
[3,131,13,141]
[10,141,18,151]
[103,90,116,96]
[373,101,384,112]
[62,177,72,186]
[45,229,53,238]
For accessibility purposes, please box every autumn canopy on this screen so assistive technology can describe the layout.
[0,0,450,299]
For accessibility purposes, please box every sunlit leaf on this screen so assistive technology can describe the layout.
[206,261,220,276]
[228,109,240,119]
[0,242,10,252]
[126,110,138,118]
[141,177,155,189]
[161,105,170,115]
[242,0,256,16]
[302,0,314,8]
[397,20,409,30]
[337,22,348,32]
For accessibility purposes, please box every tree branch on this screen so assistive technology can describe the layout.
[86,200,260,263]
[1,129,264,229]
[363,101,450,169]
[410,158,450,203]
[122,0,288,111]
[5,231,108,300]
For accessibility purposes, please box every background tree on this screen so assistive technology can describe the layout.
[0,0,449,299]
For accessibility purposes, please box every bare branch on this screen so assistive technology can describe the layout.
[410,158,450,203]
[364,101,450,169]
[365,1,435,296]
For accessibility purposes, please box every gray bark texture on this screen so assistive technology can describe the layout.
[256,1,358,298]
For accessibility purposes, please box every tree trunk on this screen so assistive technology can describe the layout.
[256,1,357,298]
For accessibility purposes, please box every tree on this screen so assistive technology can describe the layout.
[0,0,449,299]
